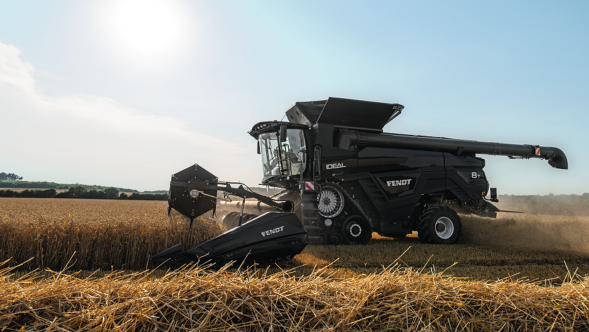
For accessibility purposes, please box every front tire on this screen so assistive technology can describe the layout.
[418,205,462,244]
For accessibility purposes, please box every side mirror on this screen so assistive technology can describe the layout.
[279,125,287,142]
[257,140,261,154]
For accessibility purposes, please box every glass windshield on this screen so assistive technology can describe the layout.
[259,129,307,177]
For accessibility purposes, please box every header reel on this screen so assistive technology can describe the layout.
[168,164,218,226]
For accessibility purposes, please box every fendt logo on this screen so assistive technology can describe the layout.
[387,179,412,187]
[261,226,284,237]
[326,163,346,170]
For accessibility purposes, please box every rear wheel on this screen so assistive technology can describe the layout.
[342,215,372,245]
[418,205,462,244]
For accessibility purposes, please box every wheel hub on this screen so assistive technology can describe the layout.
[436,223,445,232]
[434,217,454,239]
[349,223,362,237]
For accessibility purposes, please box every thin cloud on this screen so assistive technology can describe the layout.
[0,40,234,149]
[0,42,35,94]
[0,40,253,190]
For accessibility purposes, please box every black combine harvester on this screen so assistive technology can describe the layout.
[150,97,568,266]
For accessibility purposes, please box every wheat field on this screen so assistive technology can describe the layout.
[0,198,223,270]
[1,198,589,279]
[2,197,589,331]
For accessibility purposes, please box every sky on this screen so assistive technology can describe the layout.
[0,0,587,194]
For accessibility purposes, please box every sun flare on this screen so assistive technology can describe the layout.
[104,0,189,65]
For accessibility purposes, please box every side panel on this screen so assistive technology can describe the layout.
[315,123,358,182]
[444,153,488,200]
[313,146,490,235]
[357,147,444,173]
[322,157,358,181]
[352,147,446,232]
[371,170,446,220]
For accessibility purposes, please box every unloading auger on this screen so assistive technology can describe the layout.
[148,164,308,266]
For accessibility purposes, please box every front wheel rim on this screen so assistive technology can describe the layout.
[348,223,362,237]
[434,217,454,239]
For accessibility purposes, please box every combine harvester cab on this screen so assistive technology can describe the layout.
[149,164,308,266]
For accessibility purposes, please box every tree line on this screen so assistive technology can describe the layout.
[0,180,137,192]
[0,186,167,201]
[0,172,23,181]
[0,171,138,192]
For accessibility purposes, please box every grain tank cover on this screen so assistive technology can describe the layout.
[285,100,327,127]
[286,97,404,131]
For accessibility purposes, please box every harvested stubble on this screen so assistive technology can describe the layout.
[294,236,589,268]
[289,229,589,281]
[1,261,589,331]
[0,198,224,270]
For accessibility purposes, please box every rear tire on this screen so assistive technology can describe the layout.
[342,215,372,245]
[418,205,461,244]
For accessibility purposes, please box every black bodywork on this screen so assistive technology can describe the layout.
[149,212,307,267]
[152,97,568,265]
[248,97,568,242]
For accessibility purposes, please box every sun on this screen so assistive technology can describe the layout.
[104,0,189,66]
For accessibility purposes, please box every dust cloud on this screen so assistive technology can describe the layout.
[460,212,589,254]
[495,194,589,216]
